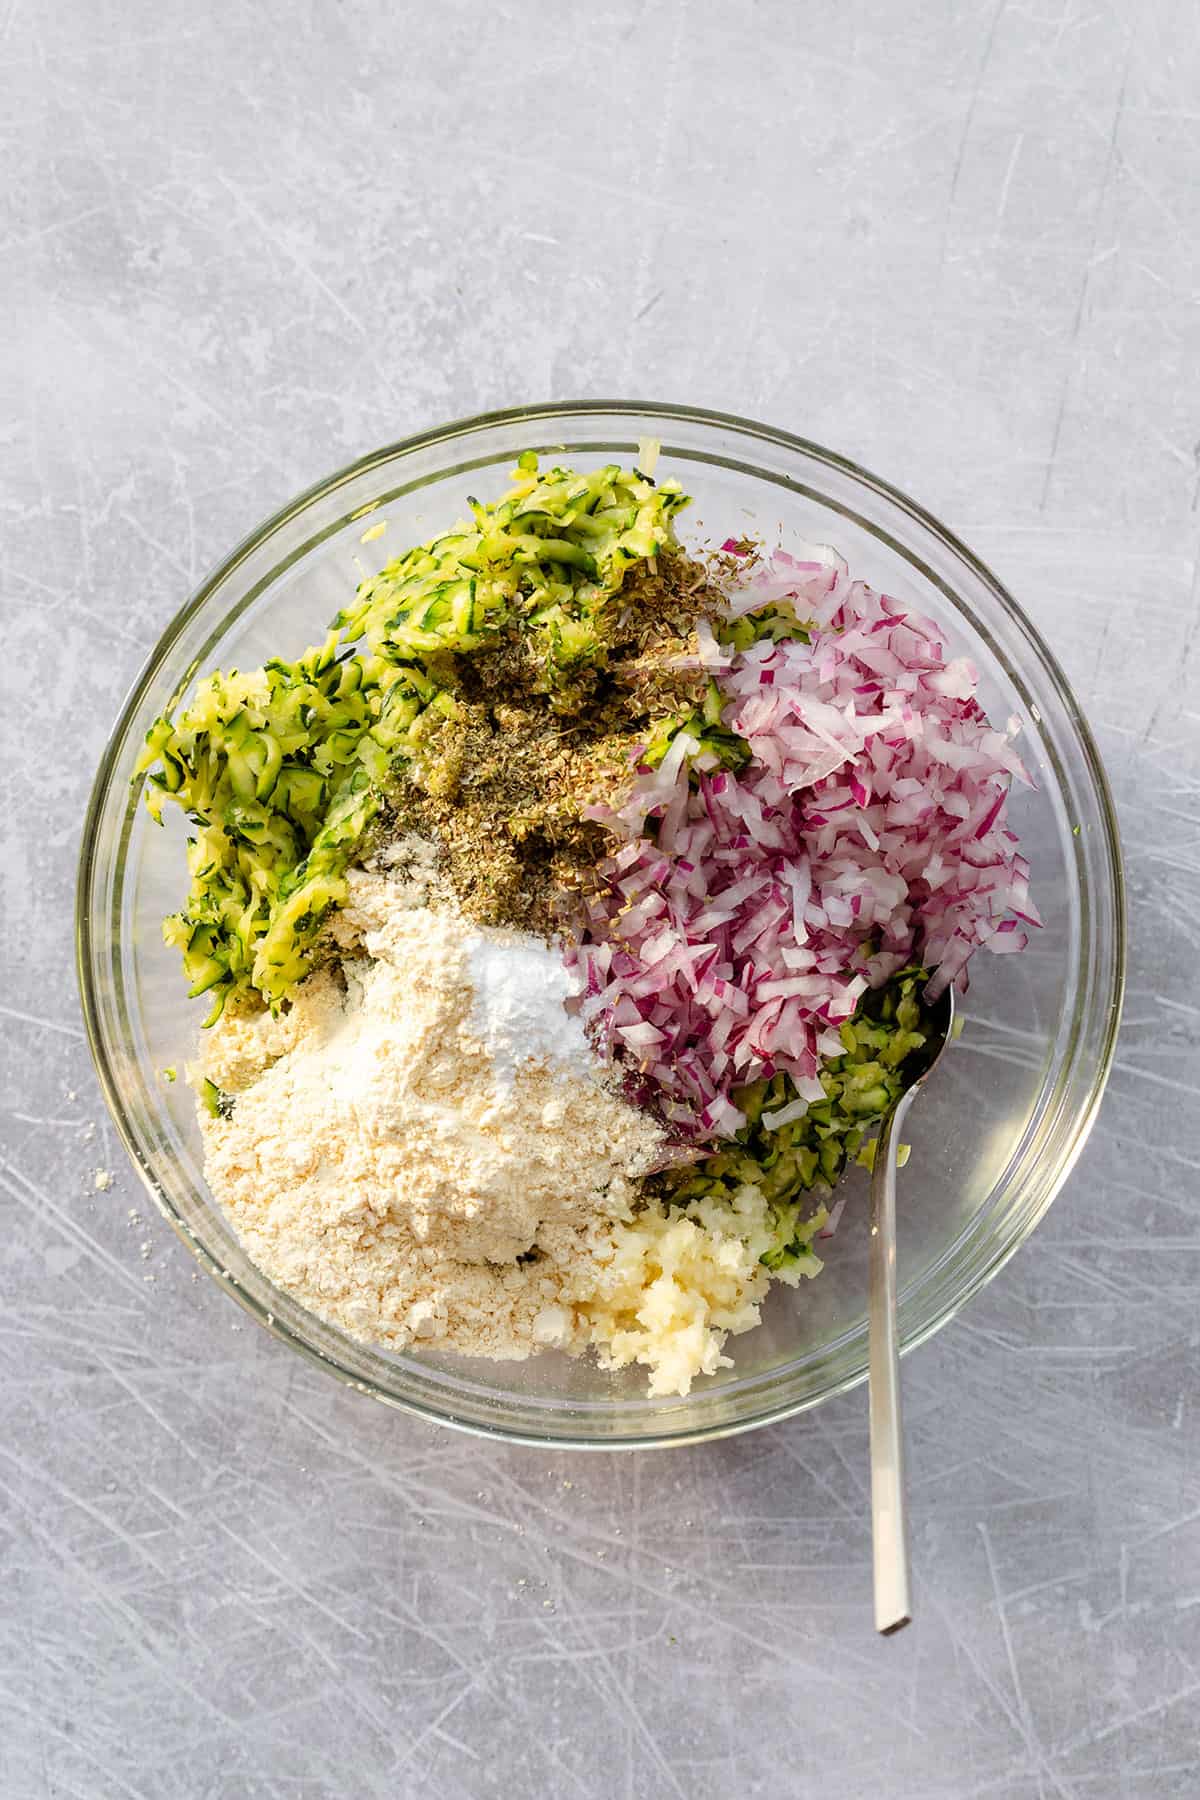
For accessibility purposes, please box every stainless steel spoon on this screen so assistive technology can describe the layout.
[868,983,956,1636]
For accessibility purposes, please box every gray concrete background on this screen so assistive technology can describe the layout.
[3,1,1198,1794]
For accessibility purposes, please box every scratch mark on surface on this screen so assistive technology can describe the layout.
[1145,552,1200,741]
[0,203,108,255]
[625,0,686,381]
[0,1002,85,1039]
[947,1,1007,212]
[1040,50,1131,509]
[0,1160,146,1300]
[993,130,1025,236]
[978,1523,1077,1799]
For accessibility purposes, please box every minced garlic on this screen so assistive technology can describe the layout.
[572,1183,820,1397]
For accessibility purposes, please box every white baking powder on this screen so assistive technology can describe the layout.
[464,932,595,1091]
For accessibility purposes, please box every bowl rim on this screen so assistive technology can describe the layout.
[76,397,1127,1449]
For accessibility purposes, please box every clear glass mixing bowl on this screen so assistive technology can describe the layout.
[77,402,1125,1447]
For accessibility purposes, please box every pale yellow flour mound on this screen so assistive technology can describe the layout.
[198,867,785,1393]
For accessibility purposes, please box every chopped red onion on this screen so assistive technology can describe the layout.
[566,551,1036,1139]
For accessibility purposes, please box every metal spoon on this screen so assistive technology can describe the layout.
[868,983,956,1636]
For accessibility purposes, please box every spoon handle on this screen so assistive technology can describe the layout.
[868,1098,912,1635]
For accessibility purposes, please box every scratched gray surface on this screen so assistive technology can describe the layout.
[2,1,1197,1795]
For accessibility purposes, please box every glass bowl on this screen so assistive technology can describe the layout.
[77,402,1125,1448]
